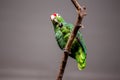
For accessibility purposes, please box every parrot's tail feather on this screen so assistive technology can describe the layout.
[75,47,87,70]
[77,59,86,70]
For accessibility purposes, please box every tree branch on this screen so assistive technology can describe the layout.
[56,0,87,80]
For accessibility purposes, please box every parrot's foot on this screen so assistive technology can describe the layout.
[63,49,71,54]
[79,24,84,28]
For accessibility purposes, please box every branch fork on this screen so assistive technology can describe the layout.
[56,0,87,80]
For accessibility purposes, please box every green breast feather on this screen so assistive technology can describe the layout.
[51,13,87,70]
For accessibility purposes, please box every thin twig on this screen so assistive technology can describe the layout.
[56,0,87,80]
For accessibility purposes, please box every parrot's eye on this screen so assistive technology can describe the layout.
[59,23,63,28]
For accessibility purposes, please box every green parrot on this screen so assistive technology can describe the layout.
[50,13,87,70]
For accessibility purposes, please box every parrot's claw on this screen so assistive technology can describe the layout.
[63,48,71,54]
[79,24,84,28]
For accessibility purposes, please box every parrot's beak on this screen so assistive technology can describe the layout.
[50,14,55,21]
[50,16,58,24]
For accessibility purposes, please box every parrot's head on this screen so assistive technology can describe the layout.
[50,13,65,28]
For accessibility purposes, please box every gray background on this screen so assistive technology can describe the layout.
[0,0,120,80]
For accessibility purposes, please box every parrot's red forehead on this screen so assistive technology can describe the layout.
[53,13,57,16]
